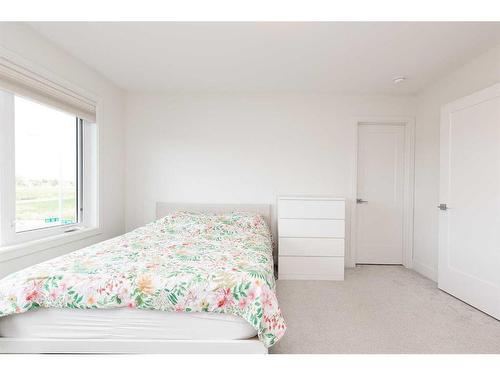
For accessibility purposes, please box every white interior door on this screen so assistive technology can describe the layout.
[438,83,500,319]
[356,124,405,264]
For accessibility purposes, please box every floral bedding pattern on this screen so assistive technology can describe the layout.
[0,211,286,347]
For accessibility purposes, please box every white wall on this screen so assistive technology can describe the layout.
[1,23,496,281]
[0,23,126,277]
[124,93,416,263]
[413,45,500,281]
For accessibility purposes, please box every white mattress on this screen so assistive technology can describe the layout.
[0,308,257,340]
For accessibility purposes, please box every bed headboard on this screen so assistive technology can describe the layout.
[155,202,272,227]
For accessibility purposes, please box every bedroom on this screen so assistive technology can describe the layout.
[1,0,500,371]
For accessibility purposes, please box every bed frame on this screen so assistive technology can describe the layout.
[0,337,268,354]
[0,202,271,354]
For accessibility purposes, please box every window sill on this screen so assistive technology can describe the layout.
[0,227,101,263]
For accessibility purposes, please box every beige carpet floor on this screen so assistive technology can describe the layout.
[270,265,500,354]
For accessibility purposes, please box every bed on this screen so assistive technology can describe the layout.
[0,203,285,353]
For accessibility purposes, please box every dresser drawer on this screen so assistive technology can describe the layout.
[278,218,345,238]
[278,256,344,280]
[278,198,345,219]
[279,237,344,257]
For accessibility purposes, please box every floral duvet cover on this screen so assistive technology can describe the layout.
[0,211,286,347]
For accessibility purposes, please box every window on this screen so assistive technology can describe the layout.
[0,55,98,248]
[0,90,98,247]
[14,95,83,233]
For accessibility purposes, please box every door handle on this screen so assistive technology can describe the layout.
[437,203,448,211]
[356,198,368,204]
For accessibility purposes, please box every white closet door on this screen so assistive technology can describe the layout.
[356,124,405,264]
[438,83,500,319]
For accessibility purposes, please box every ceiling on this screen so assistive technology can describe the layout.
[28,22,500,94]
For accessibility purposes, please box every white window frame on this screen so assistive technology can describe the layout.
[0,47,100,253]
[0,91,99,247]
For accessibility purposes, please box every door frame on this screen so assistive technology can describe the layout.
[348,117,415,268]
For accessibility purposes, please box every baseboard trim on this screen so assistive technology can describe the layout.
[412,260,437,282]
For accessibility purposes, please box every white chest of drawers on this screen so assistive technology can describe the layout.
[277,196,345,280]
